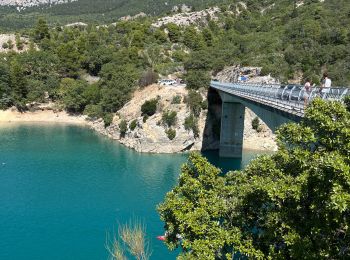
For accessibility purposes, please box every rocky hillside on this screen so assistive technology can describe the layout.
[0,0,76,8]
[0,34,31,53]
[89,84,277,154]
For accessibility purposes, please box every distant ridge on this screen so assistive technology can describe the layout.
[0,0,77,8]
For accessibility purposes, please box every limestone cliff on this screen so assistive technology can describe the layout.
[89,84,277,154]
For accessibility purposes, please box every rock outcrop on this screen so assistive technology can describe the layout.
[89,84,210,153]
[152,7,220,28]
[0,34,31,53]
[214,65,279,84]
[89,84,277,153]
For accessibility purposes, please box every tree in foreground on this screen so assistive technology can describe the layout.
[158,98,350,259]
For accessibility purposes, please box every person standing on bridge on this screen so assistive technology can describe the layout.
[320,72,332,99]
[303,78,312,108]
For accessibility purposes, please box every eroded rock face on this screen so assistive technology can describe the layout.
[152,7,220,28]
[88,84,277,154]
[89,84,213,154]
[214,65,279,84]
[0,34,31,53]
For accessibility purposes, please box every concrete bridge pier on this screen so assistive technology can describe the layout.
[219,102,245,158]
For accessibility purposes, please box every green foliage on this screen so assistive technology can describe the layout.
[166,23,181,43]
[58,78,88,113]
[99,63,139,113]
[143,115,149,123]
[185,70,210,90]
[129,119,138,131]
[201,100,208,110]
[141,98,158,117]
[162,110,177,128]
[118,119,128,136]
[15,34,24,50]
[251,116,260,131]
[7,39,14,49]
[33,18,50,42]
[2,42,9,49]
[185,90,203,117]
[171,95,182,104]
[184,114,199,138]
[165,128,176,140]
[103,113,114,127]
[159,99,350,258]
[84,104,103,119]
[139,70,158,88]
[9,58,28,109]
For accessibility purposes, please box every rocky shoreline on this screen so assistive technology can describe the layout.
[0,85,277,153]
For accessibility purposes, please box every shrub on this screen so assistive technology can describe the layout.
[141,98,158,116]
[252,117,260,131]
[129,119,137,131]
[15,34,24,50]
[172,50,188,62]
[7,39,14,49]
[2,42,9,49]
[139,70,158,88]
[186,90,203,117]
[171,95,182,104]
[165,128,176,140]
[184,114,200,138]
[84,104,103,119]
[162,110,177,127]
[143,115,149,123]
[201,100,208,110]
[103,113,114,127]
[185,69,210,90]
[119,119,128,137]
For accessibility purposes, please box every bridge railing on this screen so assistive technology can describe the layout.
[210,81,349,115]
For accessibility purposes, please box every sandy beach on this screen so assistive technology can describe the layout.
[0,109,87,125]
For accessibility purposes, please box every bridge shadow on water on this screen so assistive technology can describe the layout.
[202,149,270,174]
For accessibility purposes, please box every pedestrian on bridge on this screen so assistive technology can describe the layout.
[303,78,312,108]
[320,72,332,99]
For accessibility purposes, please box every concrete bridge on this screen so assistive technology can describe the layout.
[210,81,349,158]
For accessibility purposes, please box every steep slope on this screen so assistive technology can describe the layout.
[0,0,224,30]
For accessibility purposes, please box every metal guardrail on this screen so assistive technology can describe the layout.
[210,81,349,117]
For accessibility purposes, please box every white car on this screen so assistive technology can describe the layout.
[159,79,177,86]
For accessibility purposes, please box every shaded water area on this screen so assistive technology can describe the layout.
[0,123,265,259]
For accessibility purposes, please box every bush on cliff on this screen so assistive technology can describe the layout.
[162,110,177,128]
[165,128,176,140]
[119,119,128,137]
[185,90,203,117]
[141,98,158,117]
[184,114,199,138]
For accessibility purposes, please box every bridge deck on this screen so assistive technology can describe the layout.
[210,81,349,117]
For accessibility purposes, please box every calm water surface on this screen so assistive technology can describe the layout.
[0,123,263,259]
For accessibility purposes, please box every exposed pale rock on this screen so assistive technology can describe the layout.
[152,7,220,28]
[91,84,205,154]
[0,34,31,53]
[0,0,77,8]
[88,84,276,154]
[214,65,279,84]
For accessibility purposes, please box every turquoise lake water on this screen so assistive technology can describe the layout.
[0,123,262,259]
